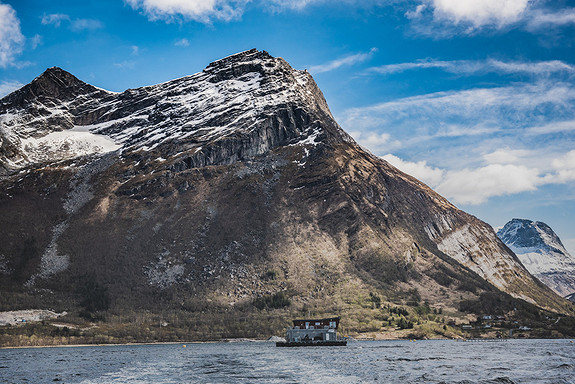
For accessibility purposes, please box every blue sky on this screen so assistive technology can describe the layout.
[1,0,575,253]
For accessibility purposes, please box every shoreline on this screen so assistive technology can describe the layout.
[0,338,275,350]
[2,336,573,350]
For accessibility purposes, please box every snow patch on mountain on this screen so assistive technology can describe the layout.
[292,127,322,146]
[20,126,120,163]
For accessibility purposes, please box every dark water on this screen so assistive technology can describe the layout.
[1,339,574,383]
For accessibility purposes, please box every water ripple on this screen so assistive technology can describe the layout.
[0,340,574,383]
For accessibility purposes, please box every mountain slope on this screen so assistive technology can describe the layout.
[497,219,575,298]
[0,50,572,341]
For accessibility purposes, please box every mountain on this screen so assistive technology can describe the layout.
[497,219,575,298]
[0,49,572,342]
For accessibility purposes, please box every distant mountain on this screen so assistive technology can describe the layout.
[497,219,575,298]
[0,50,571,341]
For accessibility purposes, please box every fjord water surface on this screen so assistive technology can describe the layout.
[2,339,574,383]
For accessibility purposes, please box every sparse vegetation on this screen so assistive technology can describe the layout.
[263,270,277,280]
[77,275,110,321]
[369,292,381,308]
[397,317,413,329]
[252,292,291,310]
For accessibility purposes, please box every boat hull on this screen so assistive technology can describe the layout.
[276,340,347,347]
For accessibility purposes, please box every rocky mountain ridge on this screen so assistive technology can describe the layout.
[0,50,572,341]
[0,50,350,173]
[497,218,575,298]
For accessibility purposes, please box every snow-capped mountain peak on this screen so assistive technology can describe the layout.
[498,218,569,256]
[497,218,575,298]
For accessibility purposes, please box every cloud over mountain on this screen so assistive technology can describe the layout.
[0,2,25,68]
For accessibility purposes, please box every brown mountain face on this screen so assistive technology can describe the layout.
[0,49,573,342]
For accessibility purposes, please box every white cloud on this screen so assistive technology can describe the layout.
[487,60,575,75]
[383,154,445,186]
[369,59,458,75]
[348,130,398,154]
[41,14,70,27]
[71,19,103,31]
[266,0,325,11]
[0,3,25,68]
[383,147,575,206]
[526,119,575,135]
[435,123,499,138]
[436,164,541,205]
[42,13,102,32]
[30,34,42,50]
[114,61,136,69]
[551,150,575,183]
[341,81,575,136]
[405,0,532,36]
[266,0,386,12]
[405,3,427,20]
[482,148,533,165]
[0,80,23,98]
[430,0,530,28]
[125,0,249,22]
[383,153,546,205]
[369,58,575,76]
[406,1,575,36]
[308,48,377,74]
[174,38,190,47]
[131,45,140,55]
[527,8,575,30]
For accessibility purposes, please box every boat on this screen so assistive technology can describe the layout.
[276,316,347,347]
